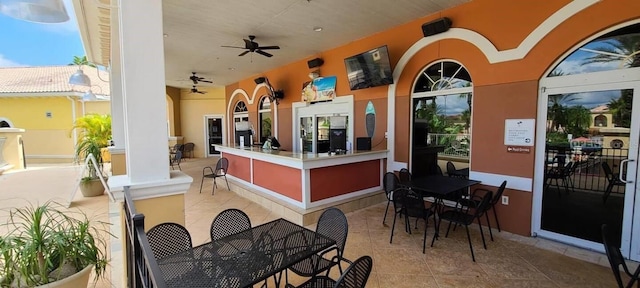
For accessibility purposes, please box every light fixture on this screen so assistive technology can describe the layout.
[69,69,91,86]
[308,70,320,80]
[82,90,98,101]
[313,26,323,32]
[0,0,70,23]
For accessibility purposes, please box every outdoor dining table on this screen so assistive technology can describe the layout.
[157,218,336,288]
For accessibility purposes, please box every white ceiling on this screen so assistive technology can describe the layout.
[161,0,469,88]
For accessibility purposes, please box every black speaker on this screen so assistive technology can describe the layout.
[307,58,324,69]
[421,17,452,37]
[254,77,266,84]
[356,137,371,151]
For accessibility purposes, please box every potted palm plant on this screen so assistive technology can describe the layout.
[0,202,108,287]
[71,114,112,197]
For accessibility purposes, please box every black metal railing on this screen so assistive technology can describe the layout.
[124,186,167,288]
[545,145,629,193]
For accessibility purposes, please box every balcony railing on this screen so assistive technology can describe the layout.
[124,186,167,288]
[428,133,470,159]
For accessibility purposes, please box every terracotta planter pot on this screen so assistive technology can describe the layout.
[37,265,93,288]
[80,178,105,197]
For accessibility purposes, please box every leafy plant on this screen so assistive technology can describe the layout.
[0,202,108,287]
[71,114,112,180]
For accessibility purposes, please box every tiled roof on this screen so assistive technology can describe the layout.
[0,65,110,96]
[590,105,609,113]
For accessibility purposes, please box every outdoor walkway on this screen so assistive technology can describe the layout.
[0,158,633,287]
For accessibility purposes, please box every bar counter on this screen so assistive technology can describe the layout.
[214,145,387,209]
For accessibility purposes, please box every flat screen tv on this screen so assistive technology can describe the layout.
[344,45,394,90]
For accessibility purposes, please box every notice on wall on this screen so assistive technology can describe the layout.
[504,119,535,146]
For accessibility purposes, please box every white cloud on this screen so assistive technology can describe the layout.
[0,54,24,67]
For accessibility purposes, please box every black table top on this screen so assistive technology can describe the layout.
[409,175,480,196]
[157,218,336,288]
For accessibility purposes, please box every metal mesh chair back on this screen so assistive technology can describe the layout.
[183,142,195,157]
[317,207,349,256]
[435,164,444,176]
[490,180,507,206]
[216,157,229,175]
[147,222,192,260]
[334,255,373,288]
[383,172,399,199]
[210,208,252,241]
[393,188,430,218]
[602,162,617,181]
[446,161,457,176]
[398,168,411,186]
[602,224,630,288]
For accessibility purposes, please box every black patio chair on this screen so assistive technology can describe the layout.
[183,142,195,159]
[147,222,193,260]
[389,188,437,253]
[446,161,460,178]
[209,208,252,241]
[601,224,640,288]
[466,180,507,237]
[200,157,230,195]
[544,161,574,196]
[170,150,182,170]
[286,208,351,283]
[602,162,626,203]
[434,190,493,262]
[286,255,373,288]
[382,172,400,224]
[398,168,411,187]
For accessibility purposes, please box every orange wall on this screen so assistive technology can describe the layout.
[253,159,302,201]
[224,0,640,235]
[223,153,251,182]
[310,160,380,201]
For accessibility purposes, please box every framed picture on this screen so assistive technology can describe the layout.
[301,76,337,103]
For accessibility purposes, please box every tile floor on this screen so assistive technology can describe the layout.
[0,158,634,287]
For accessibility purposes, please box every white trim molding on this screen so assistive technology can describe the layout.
[469,171,532,192]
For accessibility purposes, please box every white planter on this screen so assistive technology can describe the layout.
[36,265,93,288]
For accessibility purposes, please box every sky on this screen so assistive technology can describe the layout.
[0,0,84,67]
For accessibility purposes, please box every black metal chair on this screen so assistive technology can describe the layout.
[545,161,575,196]
[602,162,626,203]
[286,208,351,283]
[209,208,252,241]
[382,172,400,224]
[147,222,193,260]
[200,157,230,194]
[286,255,373,288]
[398,168,411,187]
[434,190,493,262]
[182,142,195,159]
[170,150,182,170]
[446,161,458,177]
[389,188,437,253]
[469,180,507,237]
[602,224,640,288]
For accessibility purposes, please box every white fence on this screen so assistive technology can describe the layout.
[428,133,470,158]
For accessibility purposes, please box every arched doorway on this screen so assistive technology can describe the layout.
[534,23,640,259]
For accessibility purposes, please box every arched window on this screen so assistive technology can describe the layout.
[594,115,607,127]
[0,121,10,128]
[412,61,473,161]
[233,101,249,144]
[258,96,272,143]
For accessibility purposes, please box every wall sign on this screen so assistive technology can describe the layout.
[504,119,535,146]
[506,146,531,153]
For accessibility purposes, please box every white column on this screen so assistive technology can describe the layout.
[118,0,169,183]
[109,6,125,150]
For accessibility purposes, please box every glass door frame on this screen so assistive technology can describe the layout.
[533,68,640,259]
[204,114,225,157]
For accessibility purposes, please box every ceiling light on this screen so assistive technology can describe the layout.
[0,0,70,23]
[163,33,168,38]
[228,67,235,71]
[313,27,323,32]
[69,69,91,86]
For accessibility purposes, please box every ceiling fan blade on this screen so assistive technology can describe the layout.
[221,45,246,49]
[256,50,273,57]
[199,79,213,83]
[258,46,280,50]
[197,91,206,94]
[238,51,250,57]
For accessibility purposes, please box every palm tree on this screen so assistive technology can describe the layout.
[69,56,96,68]
[582,34,640,68]
[608,90,633,128]
[565,106,591,136]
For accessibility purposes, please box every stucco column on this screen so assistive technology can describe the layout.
[108,6,126,175]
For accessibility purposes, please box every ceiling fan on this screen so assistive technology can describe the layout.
[190,86,207,94]
[189,72,212,84]
[221,35,280,57]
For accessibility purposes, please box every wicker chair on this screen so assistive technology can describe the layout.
[286,255,373,288]
[209,208,252,241]
[200,157,230,195]
[147,222,192,260]
[286,208,351,284]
